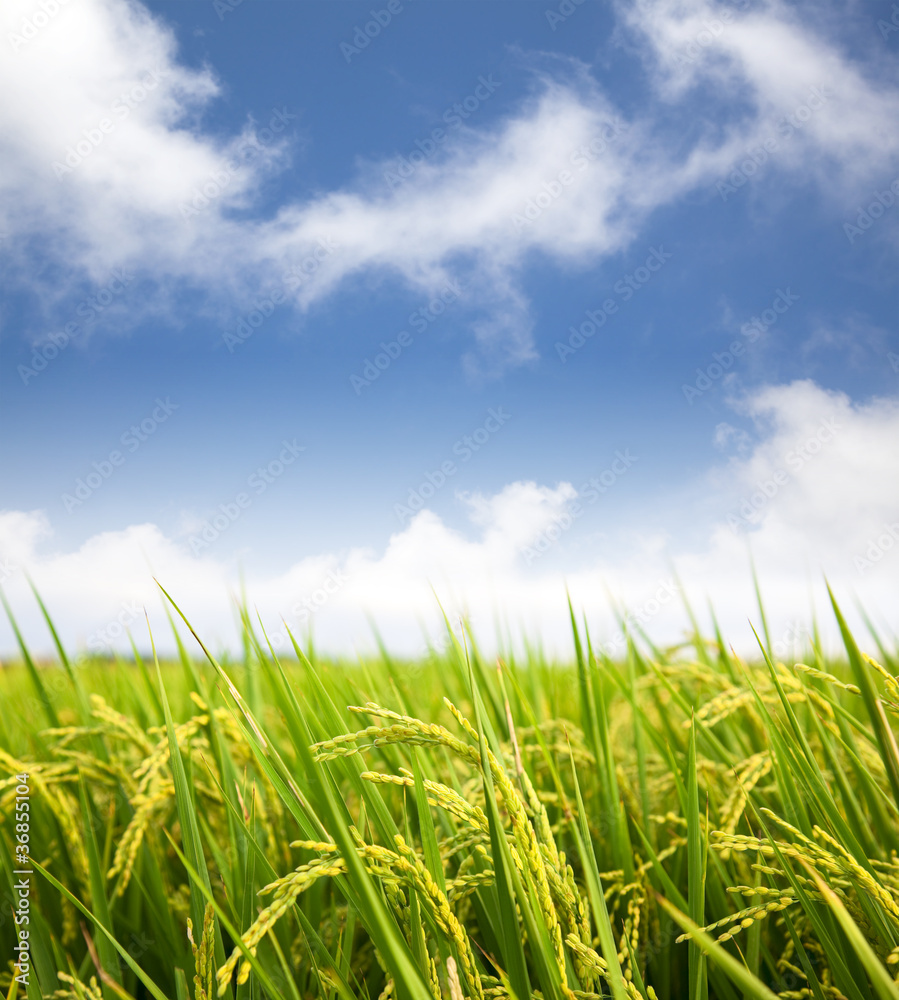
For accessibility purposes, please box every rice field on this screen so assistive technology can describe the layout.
[2,584,899,1000]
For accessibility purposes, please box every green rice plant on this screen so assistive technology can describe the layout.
[0,582,897,1000]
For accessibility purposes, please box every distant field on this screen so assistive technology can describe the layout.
[1,587,898,1000]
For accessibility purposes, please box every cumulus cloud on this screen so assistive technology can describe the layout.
[712,380,899,547]
[2,0,268,279]
[2,380,896,662]
[3,0,898,364]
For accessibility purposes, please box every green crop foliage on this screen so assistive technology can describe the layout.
[0,583,898,1000]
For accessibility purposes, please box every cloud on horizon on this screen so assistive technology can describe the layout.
[2,379,897,661]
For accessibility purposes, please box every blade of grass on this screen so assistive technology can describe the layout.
[801,863,899,1000]
[465,649,533,1000]
[686,717,707,1000]
[29,859,169,1000]
[828,584,899,813]
[566,745,628,1000]
[656,894,780,1000]
[1,586,60,728]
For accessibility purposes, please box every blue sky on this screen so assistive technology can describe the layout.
[1,0,898,657]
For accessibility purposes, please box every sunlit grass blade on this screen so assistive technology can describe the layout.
[146,611,224,982]
[802,864,899,1000]
[2,578,898,1000]
[655,894,780,1000]
[829,583,899,812]
[1,585,60,728]
[76,776,121,997]
[750,557,773,664]
[466,656,531,1000]
[567,743,628,1000]
[29,858,169,1000]
[27,575,91,722]
[686,717,707,1000]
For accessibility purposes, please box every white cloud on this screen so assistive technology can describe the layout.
[713,379,899,547]
[3,0,234,274]
[713,421,750,452]
[2,380,896,662]
[3,0,898,365]
[624,0,899,189]
[250,78,640,366]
